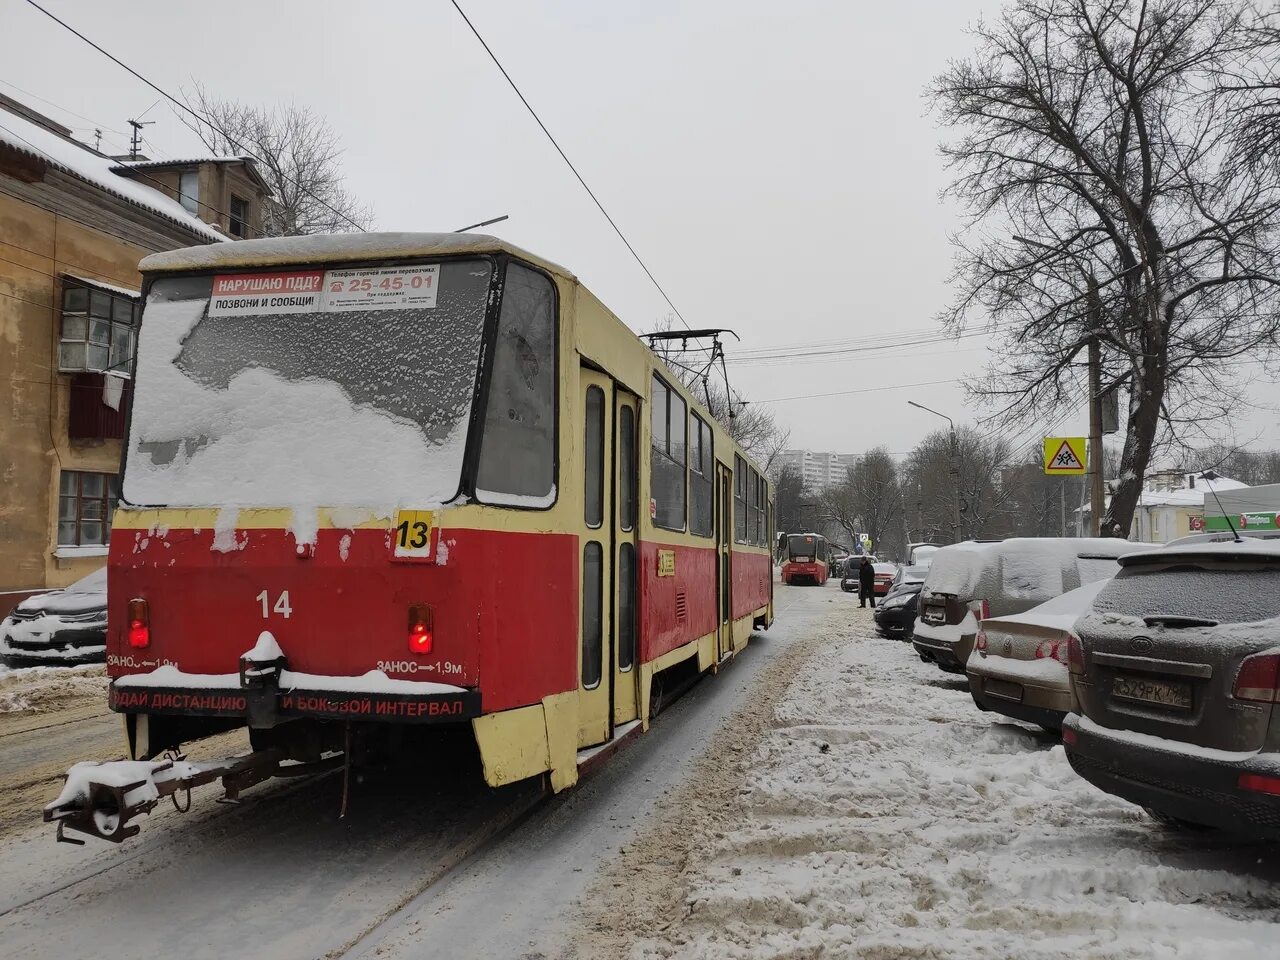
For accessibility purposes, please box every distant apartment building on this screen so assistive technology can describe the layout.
[774,449,855,491]
[0,93,265,609]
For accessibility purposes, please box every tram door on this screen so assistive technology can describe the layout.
[715,463,733,661]
[578,369,614,748]
[612,391,640,726]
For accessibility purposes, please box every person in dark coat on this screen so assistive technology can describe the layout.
[858,556,876,608]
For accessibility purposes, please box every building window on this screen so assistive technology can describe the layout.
[59,281,138,375]
[179,170,200,215]
[229,194,249,237]
[58,470,120,546]
[650,374,686,531]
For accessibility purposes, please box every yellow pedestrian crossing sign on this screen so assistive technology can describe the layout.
[1043,437,1087,475]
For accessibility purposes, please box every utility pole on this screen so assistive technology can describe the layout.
[908,401,960,542]
[127,118,154,161]
[1088,332,1105,537]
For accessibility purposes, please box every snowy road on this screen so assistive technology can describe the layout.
[0,584,830,960]
[585,586,1280,959]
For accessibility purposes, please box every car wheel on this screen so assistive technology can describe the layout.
[1143,807,1214,832]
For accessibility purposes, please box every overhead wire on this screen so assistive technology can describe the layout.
[447,0,691,331]
[20,0,367,233]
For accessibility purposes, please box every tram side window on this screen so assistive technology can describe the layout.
[689,414,713,537]
[582,541,603,688]
[475,264,556,506]
[733,454,747,542]
[746,465,758,544]
[650,375,686,531]
[753,471,766,545]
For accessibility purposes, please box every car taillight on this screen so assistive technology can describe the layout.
[973,599,989,622]
[127,597,150,649]
[1066,633,1085,675]
[975,629,988,655]
[1239,773,1280,797]
[1035,637,1070,665]
[1062,726,1078,746]
[408,604,433,655]
[1232,651,1280,704]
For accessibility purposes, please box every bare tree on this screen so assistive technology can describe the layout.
[819,447,905,558]
[183,84,373,236]
[903,428,1015,542]
[930,0,1280,537]
[773,463,806,536]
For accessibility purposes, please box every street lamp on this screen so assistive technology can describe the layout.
[907,400,961,542]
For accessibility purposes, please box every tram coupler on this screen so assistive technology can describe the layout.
[42,749,293,845]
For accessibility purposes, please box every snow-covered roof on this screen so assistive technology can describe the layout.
[64,273,141,299]
[924,537,1146,601]
[0,106,226,243]
[1137,476,1247,508]
[111,156,254,170]
[139,232,574,278]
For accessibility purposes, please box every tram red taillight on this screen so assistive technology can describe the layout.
[408,604,433,655]
[127,597,150,649]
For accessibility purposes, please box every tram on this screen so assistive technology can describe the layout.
[781,533,829,585]
[45,233,776,842]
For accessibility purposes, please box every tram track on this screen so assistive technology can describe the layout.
[0,592,801,959]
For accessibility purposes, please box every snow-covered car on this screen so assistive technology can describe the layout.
[967,579,1108,731]
[912,538,1149,674]
[873,564,930,640]
[0,568,107,667]
[906,542,942,566]
[1063,539,1280,838]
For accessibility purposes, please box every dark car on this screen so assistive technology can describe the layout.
[874,564,929,640]
[0,568,107,667]
[1063,539,1280,838]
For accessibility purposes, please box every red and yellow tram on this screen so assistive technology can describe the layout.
[780,533,829,586]
[105,232,775,796]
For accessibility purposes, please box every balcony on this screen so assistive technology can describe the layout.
[68,373,131,441]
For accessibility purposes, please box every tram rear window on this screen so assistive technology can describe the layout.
[788,535,823,560]
[124,260,494,508]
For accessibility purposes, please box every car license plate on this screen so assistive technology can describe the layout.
[1112,674,1192,710]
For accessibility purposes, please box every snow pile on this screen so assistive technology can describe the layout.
[0,664,107,713]
[630,628,1280,959]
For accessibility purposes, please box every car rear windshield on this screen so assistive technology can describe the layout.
[1094,562,1280,625]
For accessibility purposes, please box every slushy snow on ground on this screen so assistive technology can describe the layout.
[630,623,1280,959]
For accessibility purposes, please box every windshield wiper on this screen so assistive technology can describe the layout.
[1142,615,1219,629]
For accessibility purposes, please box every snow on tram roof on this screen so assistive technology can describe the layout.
[139,231,575,279]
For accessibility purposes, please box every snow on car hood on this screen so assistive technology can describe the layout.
[13,568,107,616]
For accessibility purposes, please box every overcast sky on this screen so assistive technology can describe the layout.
[5,0,1279,464]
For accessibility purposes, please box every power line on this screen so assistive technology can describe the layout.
[448,0,691,330]
[20,0,366,234]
